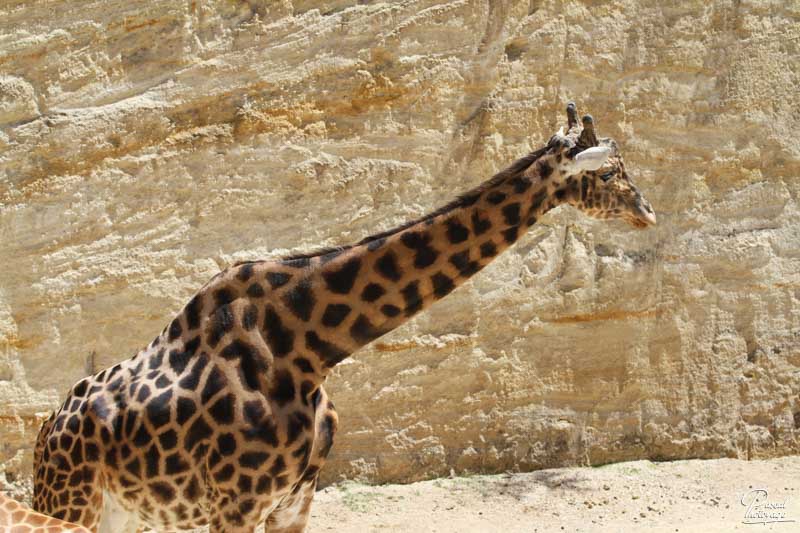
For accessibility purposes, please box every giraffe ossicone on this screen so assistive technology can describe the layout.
[31,103,655,532]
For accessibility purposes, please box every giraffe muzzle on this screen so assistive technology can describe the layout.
[634,200,657,227]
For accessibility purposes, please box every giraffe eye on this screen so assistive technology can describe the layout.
[600,170,615,182]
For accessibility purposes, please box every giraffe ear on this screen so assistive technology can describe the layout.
[573,146,611,172]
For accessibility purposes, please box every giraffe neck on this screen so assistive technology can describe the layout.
[284,148,562,375]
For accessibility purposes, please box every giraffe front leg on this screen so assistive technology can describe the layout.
[264,469,321,533]
[209,517,258,533]
[96,492,140,533]
[209,515,259,533]
[208,491,266,533]
[263,387,337,532]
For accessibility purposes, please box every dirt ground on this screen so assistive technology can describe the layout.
[308,457,800,533]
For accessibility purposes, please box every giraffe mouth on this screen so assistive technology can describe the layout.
[632,202,657,228]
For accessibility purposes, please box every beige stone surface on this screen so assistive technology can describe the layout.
[0,0,798,493]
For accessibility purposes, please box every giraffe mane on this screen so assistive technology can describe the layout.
[274,144,550,263]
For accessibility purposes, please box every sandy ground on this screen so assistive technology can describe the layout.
[308,457,800,533]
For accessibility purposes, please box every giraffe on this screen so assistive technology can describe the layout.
[0,492,90,532]
[31,103,655,532]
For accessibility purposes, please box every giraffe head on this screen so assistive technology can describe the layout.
[545,103,656,229]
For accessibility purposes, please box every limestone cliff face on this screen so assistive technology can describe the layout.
[0,0,798,490]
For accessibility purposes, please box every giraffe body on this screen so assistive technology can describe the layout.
[32,292,338,531]
[32,104,655,531]
[0,493,90,532]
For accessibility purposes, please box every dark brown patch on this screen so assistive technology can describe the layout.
[400,231,439,269]
[322,257,361,294]
[321,303,351,327]
[349,314,386,344]
[376,251,402,281]
[445,218,470,243]
[502,203,521,226]
[381,304,401,317]
[283,280,315,321]
[486,191,506,204]
[262,306,295,357]
[271,370,296,406]
[360,283,385,302]
[431,272,455,298]
[471,211,491,235]
[306,331,348,368]
[480,241,497,258]
[401,281,423,316]
[266,272,292,288]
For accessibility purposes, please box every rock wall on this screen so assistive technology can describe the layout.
[0,0,798,491]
